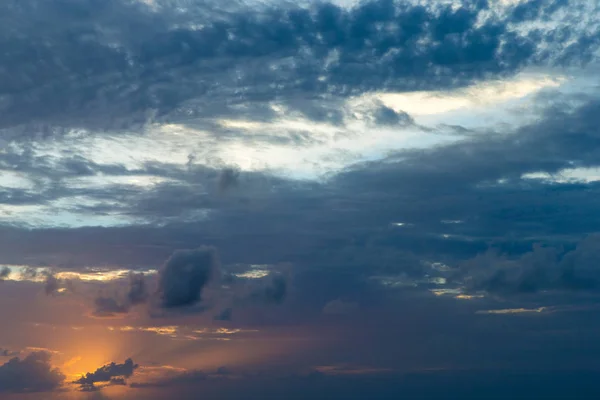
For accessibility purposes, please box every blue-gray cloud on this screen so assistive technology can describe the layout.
[0,0,596,137]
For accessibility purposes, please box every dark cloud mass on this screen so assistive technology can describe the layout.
[0,267,10,281]
[0,352,64,393]
[0,0,595,136]
[158,246,219,308]
[92,295,130,318]
[74,358,138,391]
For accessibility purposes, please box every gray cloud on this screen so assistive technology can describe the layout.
[459,234,600,295]
[0,0,595,137]
[130,370,207,389]
[218,168,240,194]
[92,295,130,318]
[43,271,60,296]
[158,246,219,308]
[0,267,9,281]
[0,351,65,393]
[74,358,138,391]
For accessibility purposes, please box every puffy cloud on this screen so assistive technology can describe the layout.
[74,358,138,391]
[158,246,219,308]
[0,351,64,393]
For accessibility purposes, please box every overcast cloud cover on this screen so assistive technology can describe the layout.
[2,0,600,398]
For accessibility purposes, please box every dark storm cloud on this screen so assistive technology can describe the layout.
[0,0,595,137]
[157,246,219,308]
[74,358,138,391]
[0,351,65,393]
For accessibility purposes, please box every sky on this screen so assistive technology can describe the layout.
[1,0,600,398]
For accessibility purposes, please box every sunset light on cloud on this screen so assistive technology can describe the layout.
[2,0,600,398]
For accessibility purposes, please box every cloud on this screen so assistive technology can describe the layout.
[372,105,414,126]
[0,348,19,357]
[214,308,233,321]
[218,168,240,194]
[43,271,60,296]
[0,351,65,393]
[127,272,149,305]
[157,246,219,308]
[92,296,130,318]
[0,267,9,281]
[130,369,207,389]
[250,275,288,305]
[459,235,600,294]
[74,358,138,391]
[0,0,595,137]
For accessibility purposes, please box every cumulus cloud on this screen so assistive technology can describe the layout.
[74,358,138,391]
[0,351,65,393]
[158,246,219,308]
